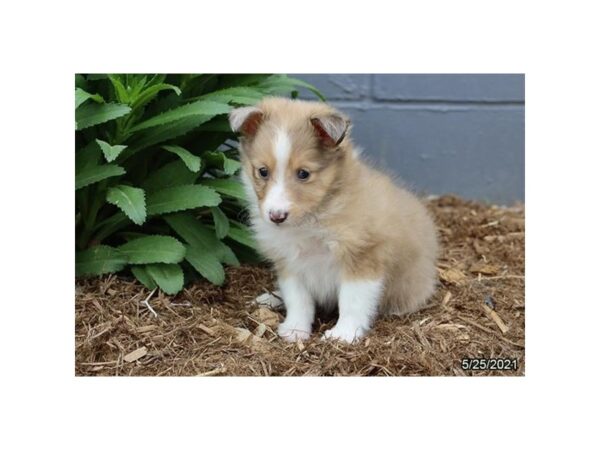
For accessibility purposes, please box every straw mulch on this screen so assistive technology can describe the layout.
[75,195,525,376]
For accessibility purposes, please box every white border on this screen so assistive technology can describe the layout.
[2,1,599,448]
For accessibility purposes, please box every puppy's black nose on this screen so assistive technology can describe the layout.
[269,210,288,224]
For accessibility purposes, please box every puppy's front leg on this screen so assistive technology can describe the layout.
[278,276,315,342]
[324,279,383,343]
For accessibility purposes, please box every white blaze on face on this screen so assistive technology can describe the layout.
[262,129,292,222]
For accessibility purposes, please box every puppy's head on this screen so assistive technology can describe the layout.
[229,97,351,226]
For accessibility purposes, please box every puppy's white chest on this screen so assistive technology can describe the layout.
[255,224,340,306]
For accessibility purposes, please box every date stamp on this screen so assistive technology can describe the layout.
[461,358,518,371]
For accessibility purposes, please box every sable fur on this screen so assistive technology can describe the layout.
[229,97,438,341]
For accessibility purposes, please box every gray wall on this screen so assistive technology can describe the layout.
[292,74,524,204]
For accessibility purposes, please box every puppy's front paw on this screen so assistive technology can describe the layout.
[323,322,367,344]
[278,321,311,342]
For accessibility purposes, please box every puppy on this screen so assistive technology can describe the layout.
[229,97,438,343]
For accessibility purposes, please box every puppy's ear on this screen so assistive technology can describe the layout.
[229,106,264,138]
[310,114,350,148]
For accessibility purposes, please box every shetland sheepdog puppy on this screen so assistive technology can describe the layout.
[229,97,438,343]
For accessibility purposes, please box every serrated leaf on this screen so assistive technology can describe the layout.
[258,75,326,101]
[106,185,146,225]
[129,100,231,132]
[201,178,246,201]
[119,235,185,264]
[223,158,242,175]
[163,213,234,264]
[96,139,128,163]
[198,86,263,105]
[203,151,241,175]
[132,83,181,111]
[162,145,201,172]
[107,75,129,103]
[227,221,258,249]
[142,160,200,193]
[145,263,184,295]
[75,164,125,190]
[75,88,104,109]
[76,102,131,130]
[131,265,157,290]
[76,245,127,277]
[184,245,225,285]
[146,185,221,216]
[129,116,209,152]
[211,207,229,239]
[76,140,102,172]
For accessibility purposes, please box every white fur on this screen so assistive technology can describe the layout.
[253,219,340,308]
[262,130,291,222]
[277,276,315,342]
[323,279,383,343]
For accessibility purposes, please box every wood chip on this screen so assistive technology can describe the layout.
[233,327,269,351]
[198,323,216,336]
[197,366,227,376]
[482,304,510,334]
[469,262,499,275]
[439,268,467,285]
[136,325,157,333]
[250,307,281,328]
[123,346,148,363]
[473,240,489,255]
[435,323,467,331]
[442,291,452,306]
[254,323,267,338]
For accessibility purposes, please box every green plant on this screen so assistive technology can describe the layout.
[75,74,324,294]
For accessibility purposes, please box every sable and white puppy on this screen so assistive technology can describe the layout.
[229,97,438,343]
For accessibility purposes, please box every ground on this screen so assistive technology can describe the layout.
[75,196,525,376]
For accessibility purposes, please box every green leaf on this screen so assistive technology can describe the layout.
[106,185,146,225]
[220,243,240,266]
[75,164,125,190]
[145,263,184,295]
[119,235,185,264]
[203,151,241,175]
[142,160,200,193]
[184,245,225,285]
[128,116,209,152]
[227,221,258,249]
[211,207,229,239]
[91,212,129,244]
[146,185,221,216]
[96,139,128,163]
[198,86,263,105]
[76,245,127,277]
[164,213,237,264]
[132,83,181,111]
[75,88,104,109]
[162,145,201,172]
[201,178,246,201]
[107,75,129,103]
[258,75,326,101]
[131,265,157,290]
[129,100,231,132]
[76,102,131,130]
[76,140,102,172]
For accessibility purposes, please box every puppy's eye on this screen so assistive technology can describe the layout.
[258,167,269,179]
[297,169,310,181]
